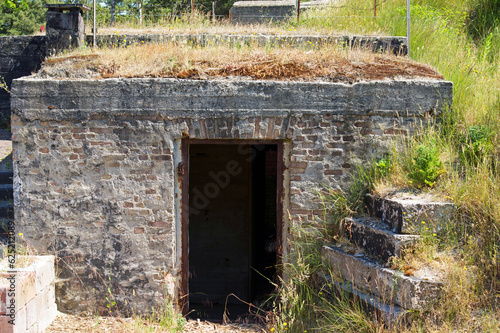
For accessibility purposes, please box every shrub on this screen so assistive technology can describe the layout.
[408,142,446,187]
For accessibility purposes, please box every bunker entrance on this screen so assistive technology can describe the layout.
[186,142,282,321]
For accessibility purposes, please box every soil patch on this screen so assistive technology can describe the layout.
[46,312,267,333]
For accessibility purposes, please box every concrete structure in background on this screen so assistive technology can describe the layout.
[0,4,88,124]
[230,1,296,24]
[11,77,452,315]
[45,4,90,54]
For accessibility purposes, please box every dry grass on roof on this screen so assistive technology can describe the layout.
[35,42,444,83]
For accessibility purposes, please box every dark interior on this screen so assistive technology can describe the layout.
[188,144,278,321]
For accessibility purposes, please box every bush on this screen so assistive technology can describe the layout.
[408,142,446,187]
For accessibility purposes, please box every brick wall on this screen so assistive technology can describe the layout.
[11,77,452,313]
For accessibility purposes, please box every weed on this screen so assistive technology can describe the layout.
[408,141,446,187]
[459,124,494,166]
[319,163,375,239]
[0,77,9,94]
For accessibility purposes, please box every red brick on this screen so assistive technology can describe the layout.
[308,149,320,155]
[326,143,345,149]
[342,136,354,142]
[90,142,113,146]
[134,228,145,234]
[69,154,78,160]
[145,189,156,195]
[151,221,170,228]
[123,202,133,208]
[90,128,113,134]
[151,155,171,161]
[325,169,343,175]
[307,135,318,141]
[290,161,308,169]
[39,148,49,154]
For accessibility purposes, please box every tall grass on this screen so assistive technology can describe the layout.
[296,0,500,331]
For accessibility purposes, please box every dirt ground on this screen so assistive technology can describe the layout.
[46,312,267,333]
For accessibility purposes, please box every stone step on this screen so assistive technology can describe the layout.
[0,171,12,184]
[0,201,14,219]
[322,245,443,310]
[344,217,419,261]
[317,271,406,327]
[365,193,455,234]
[0,184,13,200]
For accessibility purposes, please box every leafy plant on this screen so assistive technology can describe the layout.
[459,125,494,166]
[375,157,391,177]
[408,142,446,187]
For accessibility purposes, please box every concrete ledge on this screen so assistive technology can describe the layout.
[318,271,407,327]
[322,245,442,310]
[344,217,419,260]
[366,193,455,233]
[86,33,408,55]
[11,78,452,121]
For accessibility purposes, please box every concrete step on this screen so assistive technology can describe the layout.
[322,245,443,310]
[317,271,407,327]
[0,184,13,200]
[0,171,12,184]
[0,201,14,219]
[365,193,455,234]
[344,217,419,261]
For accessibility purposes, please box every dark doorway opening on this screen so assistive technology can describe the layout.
[186,142,281,322]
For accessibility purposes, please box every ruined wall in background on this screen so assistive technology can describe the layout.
[0,36,46,123]
[10,78,452,314]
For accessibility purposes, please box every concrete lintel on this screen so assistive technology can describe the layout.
[11,78,453,121]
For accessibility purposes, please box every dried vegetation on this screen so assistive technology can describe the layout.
[35,42,443,83]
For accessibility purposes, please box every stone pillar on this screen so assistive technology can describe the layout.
[45,4,90,54]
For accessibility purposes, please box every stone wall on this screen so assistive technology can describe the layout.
[10,78,452,313]
[0,36,46,123]
[88,33,407,55]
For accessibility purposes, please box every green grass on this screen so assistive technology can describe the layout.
[283,0,500,331]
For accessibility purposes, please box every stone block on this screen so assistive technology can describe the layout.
[344,217,419,260]
[16,271,37,310]
[322,245,443,310]
[366,193,455,234]
[34,256,55,293]
[0,304,26,333]
[37,303,57,332]
[25,295,41,330]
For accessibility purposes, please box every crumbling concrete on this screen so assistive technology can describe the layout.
[366,193,455,233]
[322,245,443,310]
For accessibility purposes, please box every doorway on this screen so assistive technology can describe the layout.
[183,141,283,321]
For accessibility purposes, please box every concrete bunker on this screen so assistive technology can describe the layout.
[10,77,453,317]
